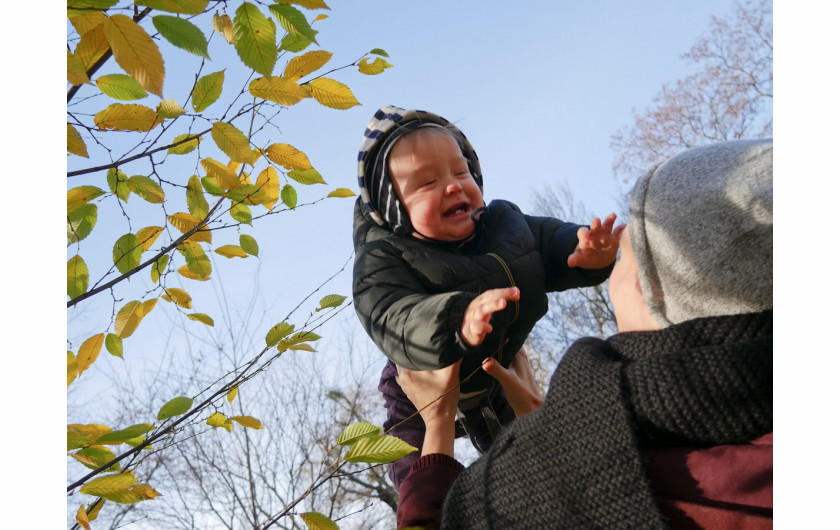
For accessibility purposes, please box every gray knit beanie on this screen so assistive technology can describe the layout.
[629,139,773,327]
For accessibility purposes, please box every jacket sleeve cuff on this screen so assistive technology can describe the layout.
[410,453,465,473]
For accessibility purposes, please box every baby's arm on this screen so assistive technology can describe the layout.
[566,214,625,270]
[460,287,520,347]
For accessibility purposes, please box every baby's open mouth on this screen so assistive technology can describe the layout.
[444,203,470,217]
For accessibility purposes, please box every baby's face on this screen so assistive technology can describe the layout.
[389,129,483,242]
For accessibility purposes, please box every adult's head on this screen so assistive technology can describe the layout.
[609,139,773,332]
[356,105,483,237]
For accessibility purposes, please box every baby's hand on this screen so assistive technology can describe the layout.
[567,214,625,270]
[461,287,520,347]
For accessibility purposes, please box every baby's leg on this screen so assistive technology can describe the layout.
[378,360,426,489]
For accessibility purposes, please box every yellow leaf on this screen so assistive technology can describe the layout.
[67,123,89,158]
[69,11,108,37]
[357,57,393,76]
[76,334,104,378]
[157,99,186,119]
[68,351,79,387]
[187,313,214,325]
[215,245,248,258]
[68,424,112,450]
[136,226,164,251]
[178,241,212,278]
[79,473,140,504]
[283,50,332,81]
[227,386,238,404]
[95,104,162,132]
[76,505,90,530]
[68,185,105,212]
[288,343,316,352]
[201,158,240,190]
[288,0,330,9]
[249,76,310,106]
[206,412,228,428]
[103,14,165,97]
[129,483,161,501]
[255,166,280,209]
[75,23,110,71]
[136,0,208,15]
[115,300,144,338]
[163,287,192,309]
[141,298,157,317]
[265,143,312,170]
[67,50,90,86]
[167,212,212,243]
[314,14,328,21]
[230,416,263,430]
[178,265,210,281]
[307,77,360,110]
[211,122,253,163]
[88,500,105,521]
[213,13,235,44]
[327,188,355,198]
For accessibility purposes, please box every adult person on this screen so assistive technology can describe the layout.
[395,138,773,529]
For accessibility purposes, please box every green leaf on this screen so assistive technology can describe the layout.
[326,188,355,198]
[96,73,148,100]
[369,48,389,57]
[136,0,209,15]
[299,512,339,530]
[343,434,417,463]
[265,322,294,347]
[268,4,317,44]
[67,204,97,245]
[70,446,120,471]
[280,184,297,208]
[168,133,202,154]
[230,203,252,225]
[67,255,89,299]
[187,313,214,326]
[107,168,131,202]
[316,294,346,311]
[239,234,258,256]
[95,423,154,445]
[234,2,277,76]
[68,0,119,9]
[211,122,253,163]
[192,70,225,112]
[287,168,325,185]
[279,30,315,53]
[67,123,89,158]
[157,396,194,420]
[112,234,143,275]
[151,255,169,283]
[128,175,165,203]
[276,331,321,352]
[336,421,380,446]
[68,186,105,212]
[152,15,209,58]
[177,241,212,279]
[105,333,123,358]
[186,175,209,219]
[201,176,225,196]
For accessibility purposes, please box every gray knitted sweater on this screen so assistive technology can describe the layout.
[440,310,772,529]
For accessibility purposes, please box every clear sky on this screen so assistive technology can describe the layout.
[34,0,840,526]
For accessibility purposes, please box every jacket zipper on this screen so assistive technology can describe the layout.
[486,252,519,361]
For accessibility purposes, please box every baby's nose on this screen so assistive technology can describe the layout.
[445,181,463,194]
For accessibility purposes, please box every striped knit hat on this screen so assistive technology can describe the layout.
[356,105,483,235]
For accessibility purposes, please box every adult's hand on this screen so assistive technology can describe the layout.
[395,361,462,457]
[482,348,544,417]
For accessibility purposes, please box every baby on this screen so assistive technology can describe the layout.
[352,106,621,488]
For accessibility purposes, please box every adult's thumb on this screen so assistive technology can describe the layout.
[482,358,509,384]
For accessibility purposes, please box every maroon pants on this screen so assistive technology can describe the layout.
[378,360,515,490]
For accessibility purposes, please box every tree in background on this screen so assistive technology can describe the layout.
[529,0,772,383]
[67,2,411,528]
[610,0,772,182]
